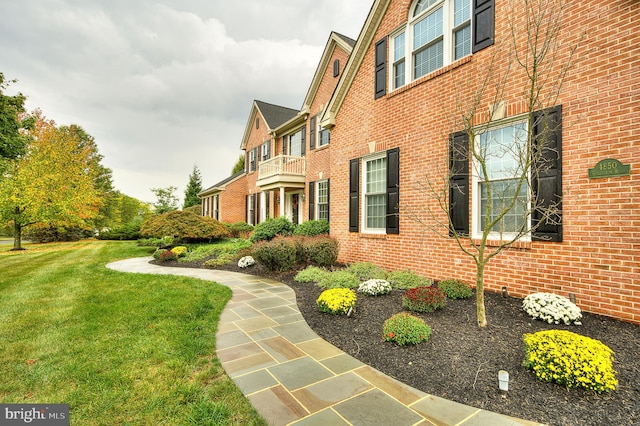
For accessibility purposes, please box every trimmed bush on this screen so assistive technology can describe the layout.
[317,270,360,290]
[251,237,297,272]
[203,253,236,267]
[171,246,188,257]
[522,292,583,325]
[249,216,294,243]
[316,288,356,315]
[294,266,331,283]
[523,330,617,392]
[358,279,392,296]
[438,279,473,299]
[227,221,253,239]
[158,250,178,262]
[97,222,141,240]
[140,210,230,243]
[383,313,432,346]
[237,256,255,268]
[402,286,446,312]
[294,219,330,236]
[387,270,432,289]
[152,248,168,259]
[305,235,339,267]
[346,262,387,280]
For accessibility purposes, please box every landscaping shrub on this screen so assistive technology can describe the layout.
[522,292,583,325]
[293,219,330,236]
[305,235,339,267]
[249,216,294,243]
[387,270,432,289]
[383,312,432,346]
[138,236,174,248]
[171,246,188,258]
[316,288,356,315]
[237,256,255,268]
[438,279,473,299]
[346,262,387,280]
[251,237,297,271]
[227,221,253,239]
[97,222,141,240]
[294,266,331,283]
[523,330,617,392]
[203,253,236,267]
[158,250,178,262]
[402,286,446,312]
[358,279,392,296]
[140,210,230,243]
[25,224,90,243]
[317,270,360,290]
[290,235,307,264]
[152,248,168,259]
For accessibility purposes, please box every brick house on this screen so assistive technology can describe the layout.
[200,32,355,226]
[320,0,639,323]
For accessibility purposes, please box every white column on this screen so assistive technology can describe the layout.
[280,187,285,217]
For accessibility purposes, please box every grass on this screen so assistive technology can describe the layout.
[0,240,266,425]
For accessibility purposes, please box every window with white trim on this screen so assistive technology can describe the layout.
[213,194,219,220]
[261,140,270,161]
[472,120,530,240]
[391,0,471,89]
[363,154,387,232]
[317,179,329,220]
[288,128,304,157]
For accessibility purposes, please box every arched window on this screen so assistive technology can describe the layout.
[390,0,472,89]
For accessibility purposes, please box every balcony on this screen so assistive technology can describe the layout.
[256,155,306,189]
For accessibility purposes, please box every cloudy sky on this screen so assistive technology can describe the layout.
[0,0,372,204]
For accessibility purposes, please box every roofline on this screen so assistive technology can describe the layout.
[198,171,246,196]
[321,0,389,129]
[300,32,356,114]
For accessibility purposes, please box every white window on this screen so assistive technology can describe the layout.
[363,154,387,232]
[391,0,471,89]
[288,129,303,157]
[261,140,270,161]
[317,180,329,220]
[213,195,219,220]
[472,120,530,240]
[249,149,256,171]
[319,128,330,147]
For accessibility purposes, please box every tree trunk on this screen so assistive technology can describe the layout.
[476,262,487,327]
[12,219,24,251]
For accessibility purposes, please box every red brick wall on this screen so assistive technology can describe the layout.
[330,0,640,323]
[219,175,248,223]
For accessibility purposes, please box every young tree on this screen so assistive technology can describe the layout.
[414,0,577,327]
[183,164,202,209]
[151,186,179,214]
[231,154,245,174]
[0,113,101,249]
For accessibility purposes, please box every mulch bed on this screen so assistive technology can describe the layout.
[157,258,640,426]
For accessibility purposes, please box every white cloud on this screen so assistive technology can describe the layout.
[0,0,371,204]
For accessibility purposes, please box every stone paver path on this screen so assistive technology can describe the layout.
[107,257,544,426]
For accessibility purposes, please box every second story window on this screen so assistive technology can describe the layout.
[286,127,306,157]
[261,140,271,161]
[391,0,472,89]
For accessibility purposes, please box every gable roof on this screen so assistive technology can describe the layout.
[321,0,389,129]
[198,170,245,196]
[299,31,357,116]
[240,100,298,149]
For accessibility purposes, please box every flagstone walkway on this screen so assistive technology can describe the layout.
[107,257,544,426]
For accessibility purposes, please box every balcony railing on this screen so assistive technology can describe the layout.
[257,155,306,185]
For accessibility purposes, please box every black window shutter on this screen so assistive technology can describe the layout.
[472,0,495,53]
[255,147,260,167]
[349,159,360,232]
[310,117,316,150]
[308,181,315,220]
[386,148,400,234]
[253,193,259,225]
[326,178,330,222]
[374,37,387,99]
[333,59,340,77]
[449,131,470,236]
[301,126,306,156]
[282,135,288,155]
[532,105,562,242]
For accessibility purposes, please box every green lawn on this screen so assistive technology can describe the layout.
[0,240,266,425]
